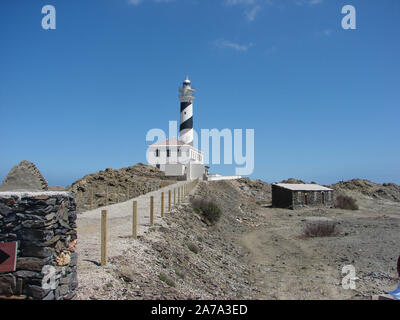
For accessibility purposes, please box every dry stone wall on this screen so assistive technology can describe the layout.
[0,191,77,300]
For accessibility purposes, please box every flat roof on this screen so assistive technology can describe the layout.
[273,183,333,191]
[150,138,187,147]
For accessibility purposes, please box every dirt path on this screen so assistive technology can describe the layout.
[75,180,193,298]
[240,201,400,300]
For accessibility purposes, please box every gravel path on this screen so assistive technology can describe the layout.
[76,180,194,297]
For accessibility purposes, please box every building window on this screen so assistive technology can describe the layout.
[155,149,159,157]
[167,149,170,157]
[327,191,331,201]
[178,148,181,156]
[314,192,317,201]
[297,192,302,202]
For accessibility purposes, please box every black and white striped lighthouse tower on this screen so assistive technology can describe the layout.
[179,76,195,146]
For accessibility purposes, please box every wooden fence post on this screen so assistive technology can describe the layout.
[168,190,171,211]
[174,188,176,205]
[161,192,164,217]
[150,196,154,225]
[132,201,137,239]
[178,188,180,203]
[101,210,108,266]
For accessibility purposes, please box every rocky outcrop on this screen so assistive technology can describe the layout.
[279,178,307,184]
[331,179,400,202]
[0,160,48,191]
[68,163,177,213]
[232,178,271,204]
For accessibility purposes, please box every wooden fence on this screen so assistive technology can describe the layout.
[100,178,199,266]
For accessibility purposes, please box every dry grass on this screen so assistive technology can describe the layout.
[160,181,174,188]
[335,195,359,210]
[303,221,338,238]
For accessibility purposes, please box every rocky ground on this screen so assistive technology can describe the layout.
[331,178,400,202]
[68,163,177,213]
[76,178,400,300]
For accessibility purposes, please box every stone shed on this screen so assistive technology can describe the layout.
[272,183,334,210]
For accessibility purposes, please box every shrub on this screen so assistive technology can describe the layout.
[159,273,176,287]
[303,221,338,238]
[335,195,359,210]
[174,269,185,279]
[187,242,199,254]
[190,198,222,225]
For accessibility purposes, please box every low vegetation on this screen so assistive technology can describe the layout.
[159,273,176,287]
[335,195,359,210]
[303,221,338,238]
[191,198,222,225]
[187,242,199,254]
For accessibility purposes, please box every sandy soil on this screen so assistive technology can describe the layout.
[240,193,400,299]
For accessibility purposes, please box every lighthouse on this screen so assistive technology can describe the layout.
[147,76,206,180]
[179,76,195,146]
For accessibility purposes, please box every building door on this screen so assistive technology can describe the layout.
[304,194,308,205]
[321,192,325,204]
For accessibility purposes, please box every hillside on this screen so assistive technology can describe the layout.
[76,177,400,300]
[68,163,177,213]
[331,179,400,202]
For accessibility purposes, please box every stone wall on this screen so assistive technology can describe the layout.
[292,190,334,209]
[0,191,77,300]
[271,185,293,209]
[272,185,334,209]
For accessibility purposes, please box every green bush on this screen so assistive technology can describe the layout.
[159,273,176,287]
[190,198,222,225]
[335,195,359,210]
[174,269,185,279]
[187,242,199,254]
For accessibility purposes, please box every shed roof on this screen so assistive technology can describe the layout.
[273,183,333,191]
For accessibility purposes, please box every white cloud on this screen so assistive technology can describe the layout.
[127,0,143,5]
[214,39,254,51]
[224,0,275,22]
[245,5,261,21]
[295,0,324,6]
[315,28,333,37]
[265,45,277,55]
[127,0,176,5]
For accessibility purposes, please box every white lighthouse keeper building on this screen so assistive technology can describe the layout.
[147,77,206,181]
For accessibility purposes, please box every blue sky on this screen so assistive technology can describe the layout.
[0,0,399,186]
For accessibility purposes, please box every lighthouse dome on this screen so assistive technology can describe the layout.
[183,76,191,86]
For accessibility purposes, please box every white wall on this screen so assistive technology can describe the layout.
[188,163,205,180]
[164,163,186,177]
[147,145,204,167]
[207,175,242,181]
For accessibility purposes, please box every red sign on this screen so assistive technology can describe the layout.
[0,242,18,273]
